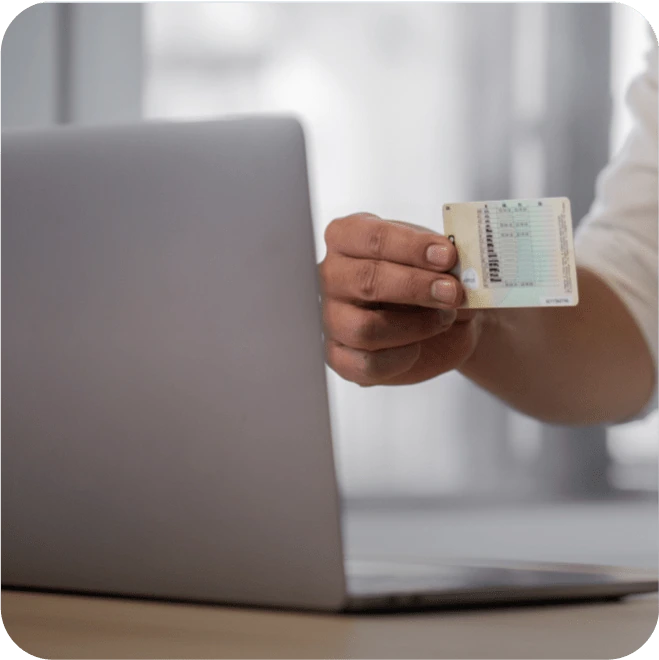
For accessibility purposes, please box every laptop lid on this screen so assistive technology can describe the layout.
[2,118,347,610]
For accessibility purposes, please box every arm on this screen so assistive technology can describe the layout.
[322,45,657,426]
[466,42,658,424]
[460,266,655,425]
[469,41,656,424]
[321,217,655,426]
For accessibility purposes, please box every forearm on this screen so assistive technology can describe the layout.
[459,267,655,425]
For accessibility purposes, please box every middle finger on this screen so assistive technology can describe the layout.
[321,254,463,309]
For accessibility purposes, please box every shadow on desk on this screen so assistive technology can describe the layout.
[2,589,657,659]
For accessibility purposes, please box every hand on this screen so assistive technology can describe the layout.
[319,212,481,386]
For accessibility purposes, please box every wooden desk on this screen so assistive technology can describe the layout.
[2,589,657,659]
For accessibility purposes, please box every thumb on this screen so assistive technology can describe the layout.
[456,309,478,323]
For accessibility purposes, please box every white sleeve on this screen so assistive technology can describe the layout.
[574,42,658,418]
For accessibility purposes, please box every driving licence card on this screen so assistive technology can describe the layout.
[442,197,578,308]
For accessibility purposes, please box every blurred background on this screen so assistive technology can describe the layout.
[3,2,657,568]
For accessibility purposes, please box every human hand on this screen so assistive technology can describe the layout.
[319,213,480,385]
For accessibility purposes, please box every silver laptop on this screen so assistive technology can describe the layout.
[2,118,656,612]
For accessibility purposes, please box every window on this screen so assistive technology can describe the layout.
[145,3,657,499]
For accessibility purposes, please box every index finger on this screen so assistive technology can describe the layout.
[324,213,457,272]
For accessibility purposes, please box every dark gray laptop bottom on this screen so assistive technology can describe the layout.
[343,559,657,612]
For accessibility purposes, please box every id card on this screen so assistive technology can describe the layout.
[442,197,578,308]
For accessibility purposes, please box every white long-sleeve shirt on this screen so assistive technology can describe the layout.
[575,41,658,416]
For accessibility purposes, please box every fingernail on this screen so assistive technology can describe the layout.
[426,244,452,268]
[434,309,457,328]
[431,279,458,304]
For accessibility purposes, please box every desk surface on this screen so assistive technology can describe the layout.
[2,589,657,659]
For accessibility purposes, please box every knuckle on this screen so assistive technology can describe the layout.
[355,260,380,300]
[352,311,381,347]
[326,341,375,386]
[321,302,337,337]
[318,257,333,291]
[325,340,348,374]
[366,222,389,259]
[324,218,344,247]
[360,349,394,381]
[359,351,379,379]
[325,341,340,370]
[400,270,424,300]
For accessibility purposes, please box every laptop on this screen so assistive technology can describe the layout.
[2,118,656,612]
